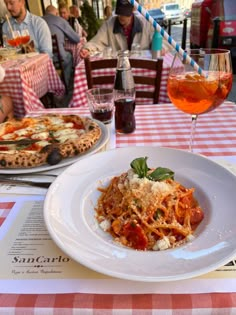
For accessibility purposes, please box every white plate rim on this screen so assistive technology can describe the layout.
[0,120,109,174]
[43,146,236,282]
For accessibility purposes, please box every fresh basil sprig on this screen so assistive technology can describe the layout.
[130,157,149,178]
[130,157,174,181]
[148,167,174,181]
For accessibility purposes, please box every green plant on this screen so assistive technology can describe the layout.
[80,1,102,40]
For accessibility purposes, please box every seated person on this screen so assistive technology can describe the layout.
[80,0,170,58]
[0,66,13,122]
[0,95,13,122]
[43,5,80,89]
[80,0,154,58]
[69,5,87,39]
[3,0,52,57]
[59,3,86,39]
[104,5,113,20]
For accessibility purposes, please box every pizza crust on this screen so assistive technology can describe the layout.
[0,151,49,168]
[58,117,102,157]
[0,114,102,169]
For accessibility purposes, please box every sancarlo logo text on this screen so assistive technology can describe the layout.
[12,255,70,264]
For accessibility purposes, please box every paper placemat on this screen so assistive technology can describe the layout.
[0,193,235,295]
[0,157,235,294]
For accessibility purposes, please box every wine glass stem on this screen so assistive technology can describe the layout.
[189,114,198,152]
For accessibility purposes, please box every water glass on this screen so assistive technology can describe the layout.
[86,88,114,124]
[131,43,141,57]
[103,46,113,58]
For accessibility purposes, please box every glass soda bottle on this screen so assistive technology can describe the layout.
[114,50,136,134]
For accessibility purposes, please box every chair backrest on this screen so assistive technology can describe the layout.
[51,34,68,93]
[84,57,163,104]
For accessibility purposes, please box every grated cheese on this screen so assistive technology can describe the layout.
[153,236,171,251]
[99,219,111,231]
[124,169,174,202]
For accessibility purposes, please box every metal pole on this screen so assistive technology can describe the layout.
[167,19,171,35]
[212,17,220,48]
[181,18,187,50]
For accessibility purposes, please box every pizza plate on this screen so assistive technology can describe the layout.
[0,47,19,57]
[44,146,236,282]
[0,120,109,174]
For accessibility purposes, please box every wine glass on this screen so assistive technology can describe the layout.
[21,29,30,45]
[167,48,233,151]
[6,30,22,48]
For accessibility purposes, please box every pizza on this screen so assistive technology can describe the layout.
[0,114,102,169]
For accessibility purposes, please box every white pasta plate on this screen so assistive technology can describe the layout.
[44,146,236,282]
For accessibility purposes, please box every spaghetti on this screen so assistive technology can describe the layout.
[95,158,204,251]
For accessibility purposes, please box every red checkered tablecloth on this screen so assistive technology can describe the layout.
[0,201,15,227]
[0,54,65,117]
[69,52,173,108]
[33,101,236,157]
[1,102,236,314]
[0,292,235,314]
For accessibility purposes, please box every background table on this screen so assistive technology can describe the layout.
[0,53,65,117]
[69,52,173,108]
[1,102,236,314]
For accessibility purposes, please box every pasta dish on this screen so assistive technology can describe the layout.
[95,157,204,251]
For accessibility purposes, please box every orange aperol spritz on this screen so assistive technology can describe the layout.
[20,29,30,45]
[7,30,22,48]
[167,49,232,151]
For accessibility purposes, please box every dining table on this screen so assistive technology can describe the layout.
[1,101,236,314]
[69,51,173,108]
[0,53,65,117]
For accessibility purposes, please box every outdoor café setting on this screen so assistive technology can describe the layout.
[0,0,236,313]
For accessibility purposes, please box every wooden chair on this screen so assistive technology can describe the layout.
[51,34,68,94]
[40,35,69,108]
[84,57,163,104]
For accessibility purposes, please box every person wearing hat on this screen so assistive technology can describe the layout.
[80,0,154,58]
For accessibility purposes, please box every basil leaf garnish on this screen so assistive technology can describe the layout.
[148,167,174,181]
[130,157,174,181]
[130,157,149,178]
